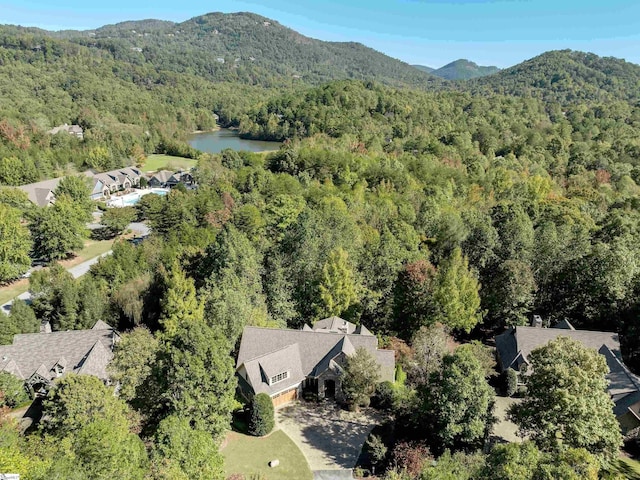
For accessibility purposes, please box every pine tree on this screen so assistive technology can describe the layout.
[319,247,359,316]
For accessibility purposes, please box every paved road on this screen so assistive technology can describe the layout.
[67,250,113,279]
[1,220,149,314]
[0,251,113,314]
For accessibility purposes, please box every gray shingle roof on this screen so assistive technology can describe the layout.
[496,326,621,373]
[237,324,395,396]
[496,325,640,420]
[17,178,61,207]
[0,321,117,383]
[312,316,357,334]
[241,344,305,396]
[151,170,174,184]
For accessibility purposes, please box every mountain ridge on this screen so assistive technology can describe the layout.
[46,11,443,89]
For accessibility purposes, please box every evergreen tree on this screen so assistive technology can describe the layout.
[433,248,483,332]
[341,347,381,410]
[160,264,204,338]
[319,247,359,317]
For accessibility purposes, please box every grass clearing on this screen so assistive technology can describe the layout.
[0,279,29,306]
[222,429,312,480]
[612,456,640,479]
[143,154,197,172]
[59,239,114,268]
[0,239,114,306]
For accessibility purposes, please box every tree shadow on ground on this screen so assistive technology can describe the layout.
[278,401,382,470]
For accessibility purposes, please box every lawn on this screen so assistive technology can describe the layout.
[0,239,114,305]
[143,154,197,172]
[612,456,640,479]
[222,429,313,480]
[0,279,29,306]
[60,239,114,268]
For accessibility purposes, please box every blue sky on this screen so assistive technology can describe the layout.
[2,0,639,68]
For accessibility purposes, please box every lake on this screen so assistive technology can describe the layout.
[188,128,281,153]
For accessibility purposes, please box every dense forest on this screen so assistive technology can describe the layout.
[2,11,640,480]
[53,12,442,88]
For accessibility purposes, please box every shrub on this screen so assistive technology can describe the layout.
[391,441,432,478]
[374,381,395,410]
[248,393,274,436]
[505,368,518,397]
[366,434,388,473]
[0,372,28,408]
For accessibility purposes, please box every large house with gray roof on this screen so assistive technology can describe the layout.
[236,317,395,407]
[0,320,118,395]
[17,178,62,207]
[496,317,640,433]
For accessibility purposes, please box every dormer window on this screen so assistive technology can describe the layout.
[270,371,289,385]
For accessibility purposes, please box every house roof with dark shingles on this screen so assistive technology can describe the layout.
[0,321,118,384]
[241,344,305,396]
[495,325,621,373]
[17,178,61,207]
[496,323,640,422]
[237,321,394,396]
[151,170,174,184]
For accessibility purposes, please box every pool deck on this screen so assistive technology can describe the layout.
[106,188,169,208]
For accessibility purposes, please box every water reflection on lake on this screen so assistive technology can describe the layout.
[188,128,281,153]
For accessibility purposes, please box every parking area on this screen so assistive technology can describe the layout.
[277,400,383,472]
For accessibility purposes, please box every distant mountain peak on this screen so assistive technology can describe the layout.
[427,59,500,80]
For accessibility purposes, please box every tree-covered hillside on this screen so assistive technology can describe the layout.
[0,26,278,184]
[470,49,640,104]
[430,59,500,80]
[52,12,443,88]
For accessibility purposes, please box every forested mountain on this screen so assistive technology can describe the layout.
[430,59,500,80]
[0,25,279,184]
[412,64,434,74]
[50,12,442,88]
[3,9,640,480]
[470,49,640,104]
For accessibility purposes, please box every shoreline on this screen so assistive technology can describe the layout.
[191,125,221,134]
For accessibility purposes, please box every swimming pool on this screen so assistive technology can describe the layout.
[106,188,169,208]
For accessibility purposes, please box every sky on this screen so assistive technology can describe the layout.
[2,0,640,68]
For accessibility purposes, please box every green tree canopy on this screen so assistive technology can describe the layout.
[508,336,622,467]
[30,195,87,261]
[433,248,483,332]
[54,176,94,222]
[101,206,137,237]
[341,346,381,410]
[0,203,32,283]
[108,327,160,404]
[152,414,224,480]
[419,345,494,452]
[319,247,360,317]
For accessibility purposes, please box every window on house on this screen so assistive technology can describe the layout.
[270,371,289,385]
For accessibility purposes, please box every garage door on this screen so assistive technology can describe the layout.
[272,388,297,408]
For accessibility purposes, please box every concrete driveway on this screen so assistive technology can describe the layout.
[277,401,382,472]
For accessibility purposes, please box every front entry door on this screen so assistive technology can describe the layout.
[324,379,336,398]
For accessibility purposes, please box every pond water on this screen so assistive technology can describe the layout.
[188,128,281,153]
